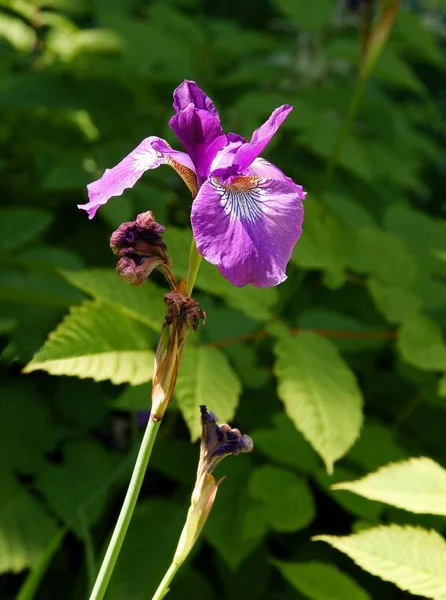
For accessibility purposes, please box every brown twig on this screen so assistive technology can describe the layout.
[208,327,397,349]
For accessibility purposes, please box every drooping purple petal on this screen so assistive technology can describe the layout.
[169,81,226,180]
[215,106,293,182]
[78,137,195,219]
[191,176,304,287]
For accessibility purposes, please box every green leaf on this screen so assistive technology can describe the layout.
[367,279,423,324]
[0,208,53,251]
[314,525,446,599]
[36,441,120,536]
[204,456,266,570]
[348,227,417,287]
[0,383,61,474]
[61,268,165,330]
[274,332,363,473]
[24,300,154,385]
[292,204,350,282]
[398,314,446,371]
[249,466,315,532]
[0,470,57,574]
[175,344,241,441]
[253,413,320,475]
[0,270,82,307]
[273,560,371,600]
[439,374,446,398]
[384,203,446,274]
[0,13,36,52]
[275,0,334,31]
[333,457,446,516]
[346,421,408,472]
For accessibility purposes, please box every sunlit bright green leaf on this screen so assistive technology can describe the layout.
[314,525,446,599]
[24,300,154,384]
[176,344,241,441]
[274,331,363,473]
[333,457,446,515]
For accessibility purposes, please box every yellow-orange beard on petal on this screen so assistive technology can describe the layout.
[167,157,198,197]
[222,175,259,191]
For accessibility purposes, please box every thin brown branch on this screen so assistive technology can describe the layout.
[208,327,396,349]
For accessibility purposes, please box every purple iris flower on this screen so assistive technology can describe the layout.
[79,80,306,288]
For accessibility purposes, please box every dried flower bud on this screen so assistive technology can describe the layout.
[110,211,175,287]
[198,405,253,478]
[172,405,253,566]
[164,292,206,330]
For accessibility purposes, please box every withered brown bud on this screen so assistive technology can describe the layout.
[110,211,175,287]
[164,292,206,331]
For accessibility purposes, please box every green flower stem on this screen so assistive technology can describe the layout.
[89,417,162,600]
[186,239,202,296]
[152,561,182,600]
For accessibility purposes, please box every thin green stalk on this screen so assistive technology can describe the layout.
[319,75,367,196]
[186,239,202,296]
[152,561,181,600]
[89,417,162,600]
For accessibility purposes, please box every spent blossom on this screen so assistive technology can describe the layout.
[172,405,253,565]
[79,80,306,288]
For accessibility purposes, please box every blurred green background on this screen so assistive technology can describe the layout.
[1,0,446,599]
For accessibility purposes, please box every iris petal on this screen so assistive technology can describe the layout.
[78,137,196,219]
[191,176,304,287]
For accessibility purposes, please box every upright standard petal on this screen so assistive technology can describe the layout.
[169,81,226,180]
[79,137,196,219]
[191,176,304,287]
[216,106,293,181]
[173,80,219,117]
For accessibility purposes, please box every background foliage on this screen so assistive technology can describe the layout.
[1,0,446,598]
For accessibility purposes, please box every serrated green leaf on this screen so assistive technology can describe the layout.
[367,279,423,324]
[398,314,446,371]
[36,441,120,536]
[314,525,446,599]
[274,332,363,473]
[24,300,154,384]
[61,268,165,330]
[273,560,371,600]
[175,344,241,441]
[249,466,315,532]
[333,457,446,516]
[0,470,57,574]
